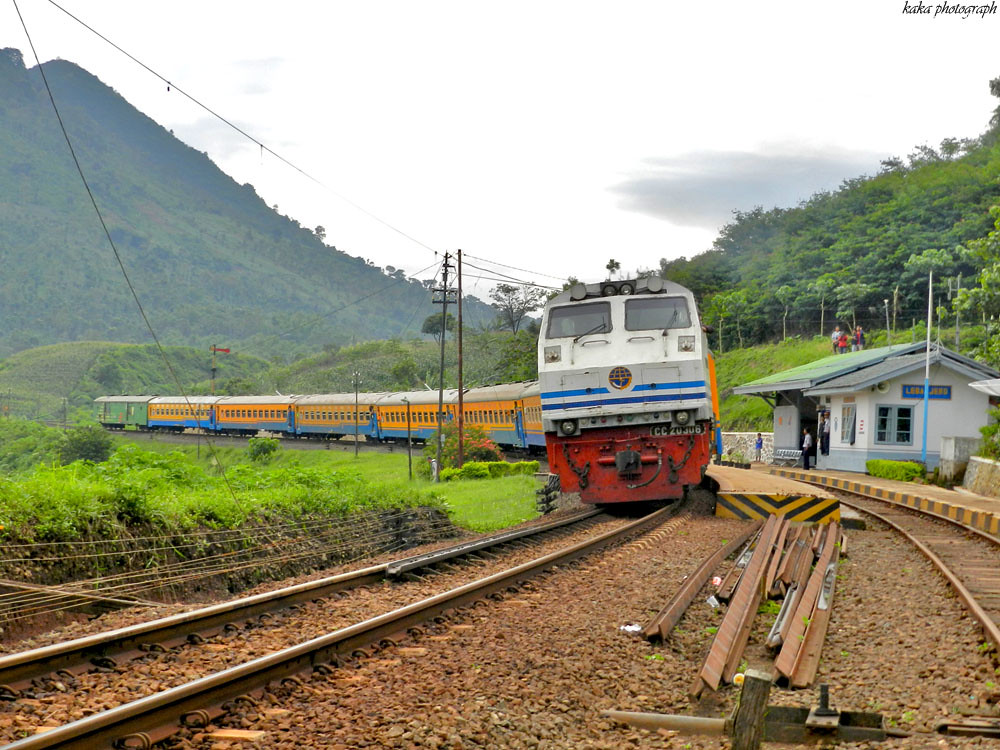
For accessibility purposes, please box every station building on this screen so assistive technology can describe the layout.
[734,343,999,472]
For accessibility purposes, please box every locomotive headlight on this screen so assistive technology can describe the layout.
[559,419,578,436]
[544,345,562,363]
[674,410,691,426]
[678,335,696,352]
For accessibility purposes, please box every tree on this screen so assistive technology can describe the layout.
[60,426,113,465]
[489,283,545,334]
[834,282,875,330]
[421,312,455,344]
[703,293,731,352]
[605,258,620,279]
[990,75,1000,128]
[390,357,419,388]
[314,225,326,242]
[809,274,837,337]
[775,285,795,341]
[727,289,751,348]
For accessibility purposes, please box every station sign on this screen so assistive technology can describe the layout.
[901,384,952,400]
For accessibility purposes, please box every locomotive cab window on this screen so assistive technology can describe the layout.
[546,302,611,338]
[625,296,691,330]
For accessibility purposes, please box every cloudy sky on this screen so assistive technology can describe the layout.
[2,0,999,295]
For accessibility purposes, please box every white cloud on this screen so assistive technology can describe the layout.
[612,147,888,229]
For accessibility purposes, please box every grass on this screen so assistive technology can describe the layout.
[0,430,542,540]
[112,434,542,532]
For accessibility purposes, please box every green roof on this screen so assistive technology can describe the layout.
[734,343,924,394]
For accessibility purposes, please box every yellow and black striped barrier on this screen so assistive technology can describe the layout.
[769,468,1000,536]
[715,492,840,524]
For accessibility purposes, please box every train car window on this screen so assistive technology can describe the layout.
[546,302,611,338]
[625,296,691,330]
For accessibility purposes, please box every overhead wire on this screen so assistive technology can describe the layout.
[462,252,568,283]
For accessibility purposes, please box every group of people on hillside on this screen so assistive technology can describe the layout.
[830,324,865,354]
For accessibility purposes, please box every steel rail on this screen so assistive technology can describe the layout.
[643,522,760,641]
[0,510,598,694]
[839,498,1000,652]
[787,475,1000,546]
[1,505,678,750]
[386,509,599,577]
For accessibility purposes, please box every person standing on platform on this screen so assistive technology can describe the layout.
[821,414,831,455]
[801,428,813,471]
[831,325,841,354]
[754,432,763,463]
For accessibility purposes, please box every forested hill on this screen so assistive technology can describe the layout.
[656,89,1000,355]
[0,47,493,360]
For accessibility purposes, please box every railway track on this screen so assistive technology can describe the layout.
[0,505,677,749]
[837,492,1000,651]
[0,509,601,697]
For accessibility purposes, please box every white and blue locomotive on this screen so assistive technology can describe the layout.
[538,276,720,503]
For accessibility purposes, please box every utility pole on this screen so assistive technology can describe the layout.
[457,249,465,469]
[432,253,455,481]
[892,285,899,340]
[353,370,362,459]
[884,299,891,346]
[403,397,412,480]
[210,345,230,395]
[947,273,962,349]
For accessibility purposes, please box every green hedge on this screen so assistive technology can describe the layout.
[440,460,540,482]
[865,459,925,483]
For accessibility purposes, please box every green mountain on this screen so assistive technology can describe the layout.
[0,47,494,360]
[0,342,267,423]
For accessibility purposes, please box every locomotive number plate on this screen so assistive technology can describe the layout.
[650,424,704,436]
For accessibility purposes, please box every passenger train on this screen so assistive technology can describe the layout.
[96,275,718,504]
[538,276,721,503]
[94,383,546,452]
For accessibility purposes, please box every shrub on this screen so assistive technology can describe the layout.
[435,460,540,482]
[421,422,503,470]
[487,462,509,478]
[458,462,491,479]
[865,459,925,482]
[979,407,1000,461]
[59,426,113,465]
[247,437,280,463]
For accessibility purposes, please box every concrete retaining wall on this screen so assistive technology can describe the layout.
[964,456,1000,499]
[721,432,773,463]
[940,436,982,483]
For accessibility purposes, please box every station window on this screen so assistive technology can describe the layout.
[876,405,913,445]
[840,404,856,445]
